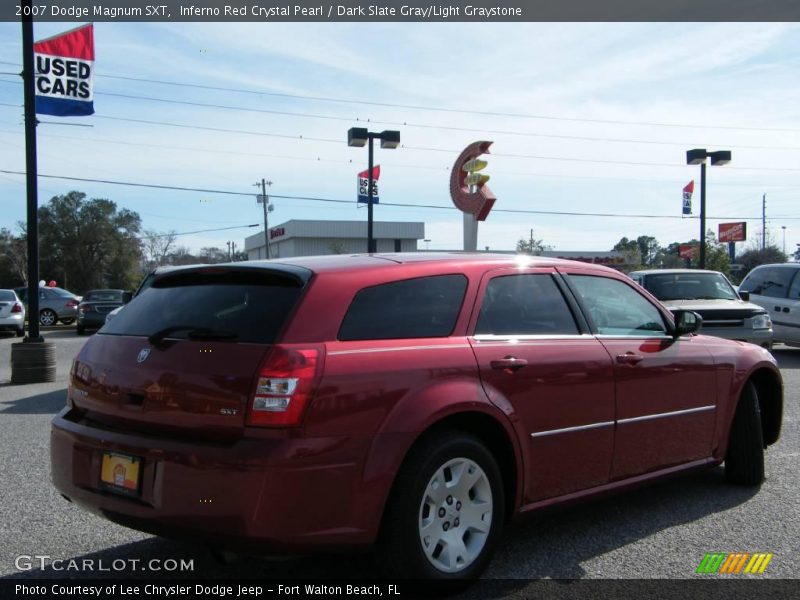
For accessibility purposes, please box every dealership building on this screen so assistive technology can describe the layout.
[244,220,425,260]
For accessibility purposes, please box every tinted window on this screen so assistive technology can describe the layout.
[100,269,304,343]
[49,287,74,298]
[85,290,123,302]
[0,290,15,301]
[644,272,737,301]
[788,271,800,301]
[339,274,467,341]
[475,274,578,336]
[740,266,794,298]
[569,275,667,336]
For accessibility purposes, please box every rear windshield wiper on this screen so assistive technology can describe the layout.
[148,325,238,345]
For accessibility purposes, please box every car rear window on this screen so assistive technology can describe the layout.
[85,291,123,302]
[338,274,468,341]
[100,269,305,344]
[0,290,16,301]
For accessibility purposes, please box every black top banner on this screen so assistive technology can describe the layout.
[4,0,800,22]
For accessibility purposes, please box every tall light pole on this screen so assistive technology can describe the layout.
[686,149,732,269]
[348,127,400,253]
[782,226,787,256]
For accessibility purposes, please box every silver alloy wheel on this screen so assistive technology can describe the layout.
[40,310,56,326]
[418,457,493,573]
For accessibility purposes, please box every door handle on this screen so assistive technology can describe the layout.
[490,356,528,372]
[783,307,790,313]
[616,353,643,365]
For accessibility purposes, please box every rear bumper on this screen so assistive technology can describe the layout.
[77,313,107,328]
[0,314,24,330]
[51,408,379,553]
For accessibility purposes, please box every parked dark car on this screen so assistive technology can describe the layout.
[630,269,773,349]
[14,285,79,326]
[51,254,783,581]
[77,289,132,335]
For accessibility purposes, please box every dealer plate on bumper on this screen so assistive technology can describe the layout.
[100,452,141,496]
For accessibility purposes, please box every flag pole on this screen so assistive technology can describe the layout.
[21,0,41,341]
[12,0,57,384]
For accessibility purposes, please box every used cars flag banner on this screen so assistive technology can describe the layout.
[682,180,694,215]
[33,24,94,117]
[357,165,380,204]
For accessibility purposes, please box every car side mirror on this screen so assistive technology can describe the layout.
[738,290,750,301]
[673,310,702,338]
[122,292,133,304]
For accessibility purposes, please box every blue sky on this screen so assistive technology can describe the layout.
[0,22,798,255]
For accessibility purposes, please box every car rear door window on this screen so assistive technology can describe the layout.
[788,271,800,300]
[100,268,305,344]
[475,274,579,336]
[338,274,467,341]
[568,275,668,336]
[741,267,793,298]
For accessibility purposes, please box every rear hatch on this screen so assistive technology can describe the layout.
[69,265,311,440]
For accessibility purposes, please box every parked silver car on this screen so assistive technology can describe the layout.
[14,286,80,326]
[630,269,773,349]
[0,289,25,336]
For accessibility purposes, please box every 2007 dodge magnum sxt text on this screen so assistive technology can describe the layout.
[51,254,783,581]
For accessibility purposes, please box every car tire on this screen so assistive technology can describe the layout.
[377,430,505,582]
[61,318,75,325]
[39,309,57,326]
[16,328,25,338]
[725,381,765,486]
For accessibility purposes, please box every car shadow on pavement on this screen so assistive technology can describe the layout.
[1,467,758,592]
[0,388,66,414]
[772,347,800,370]
[487,466,758,581]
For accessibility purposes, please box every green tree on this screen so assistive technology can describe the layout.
[0,227,27,287]
[737,246,786,275]
[612,237,642,267]
[38,191,142,293]
[516,235,548,255]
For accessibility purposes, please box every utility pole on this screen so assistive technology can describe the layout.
[530,228,534,253]
[254,179,273,259]
[762,193,767,250]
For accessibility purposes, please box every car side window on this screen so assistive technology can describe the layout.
[474,274,579,336]
[741,267,792,298]
[788,271,800,300]
[338,274,468,341]
[568,275,668,337]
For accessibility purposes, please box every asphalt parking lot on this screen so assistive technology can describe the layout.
[0,330,798,585]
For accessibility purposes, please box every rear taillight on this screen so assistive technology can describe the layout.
[11,303,22,313]
[66,299,79,308]
[247,345,324,427]
[78,303,93,314]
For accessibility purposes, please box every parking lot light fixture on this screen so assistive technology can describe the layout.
[686,148,732,269]
[347,127,401,253]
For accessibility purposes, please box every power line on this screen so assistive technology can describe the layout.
[2,78,799,151]
[138,224,259,238]
[2,168,797,221]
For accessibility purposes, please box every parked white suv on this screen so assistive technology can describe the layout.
[738,263,800,347]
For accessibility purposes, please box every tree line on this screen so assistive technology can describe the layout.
[0,191,247,294]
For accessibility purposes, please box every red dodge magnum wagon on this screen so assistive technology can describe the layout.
[51,254,783,580]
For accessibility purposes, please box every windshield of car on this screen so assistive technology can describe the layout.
[0,290,16,301]
[100,268,305,343]
[644,273,739,301]
[84,290,123,302]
